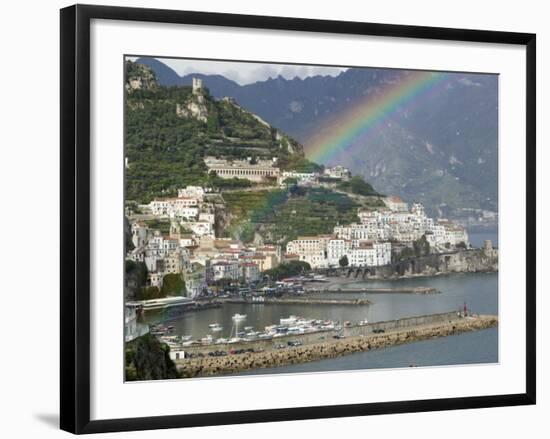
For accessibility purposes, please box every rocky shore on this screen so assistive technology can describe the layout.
[176,314,498,378]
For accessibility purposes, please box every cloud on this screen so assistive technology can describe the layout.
[156,58,346,85]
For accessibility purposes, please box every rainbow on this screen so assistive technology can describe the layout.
[306,70,449,164]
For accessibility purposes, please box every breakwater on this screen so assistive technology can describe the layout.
[305,286,439,294]
[222,297,371,306]
[175,313,498,377]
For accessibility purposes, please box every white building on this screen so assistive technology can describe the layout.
[348,241,392,267]
[239,262,260,282]
[323,165,351,181]
[327,238,352,266]
[149,196,200,217]
[204,156,280,182]
[384,195,409,212]
[285,235,332,268]
[281,171,317,183]
[177,185,207,200]
[147,272,163,288]
[187,221,214,237]
[211,261,240,281]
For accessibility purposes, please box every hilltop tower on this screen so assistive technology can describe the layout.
[192,77,203,95]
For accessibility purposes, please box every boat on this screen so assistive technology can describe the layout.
[181,335,192,341]
[232,313,247,321]
[244,326,254,331]
[280,315,298,325]
[209,323,223,332]
[358,319,369,326]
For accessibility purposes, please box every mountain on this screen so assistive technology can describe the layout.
[124,60,306,203]
[135,57,182,86]
[136,58,498,217]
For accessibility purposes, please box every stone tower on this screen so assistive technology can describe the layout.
[192,77,203,95]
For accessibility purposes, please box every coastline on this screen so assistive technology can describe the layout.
[175,313,498,378]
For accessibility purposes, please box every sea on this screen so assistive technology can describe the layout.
[143,230,498,376]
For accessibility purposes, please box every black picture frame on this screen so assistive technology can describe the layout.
[60,4,536,434]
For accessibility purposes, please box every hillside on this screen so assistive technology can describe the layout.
[125,60,306,203]
[135,57,498,217]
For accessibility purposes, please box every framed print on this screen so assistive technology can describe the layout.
[60,4,536,434]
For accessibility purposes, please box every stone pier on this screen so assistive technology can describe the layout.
[176,313,498,378]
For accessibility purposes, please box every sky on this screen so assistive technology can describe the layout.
[128,57,347,85]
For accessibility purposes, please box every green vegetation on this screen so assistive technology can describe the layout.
[283,157,324,173]
[125,60,305,203]
[223,188,360,245]
[338,175,379,196]
[264,261,311,281]
[137,286,163,301]
[208,174,252,189]
[144,218,171,234]
[125,334,179,381]
[161,273,186,296]
[397,235,431,261]
[339,255,349,267]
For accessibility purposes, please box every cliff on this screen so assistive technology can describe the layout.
[338,247,498,279]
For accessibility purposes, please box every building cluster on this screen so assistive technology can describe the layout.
[147,186,216,238]
[281,165,351,186]
[203,154,351,187]
[127,187,285,297]
[285,197,469,269]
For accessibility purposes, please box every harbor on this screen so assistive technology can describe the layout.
[175,312,498,377]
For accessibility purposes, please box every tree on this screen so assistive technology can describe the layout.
[456,241,467,249]
[349,176,377,196]
[413,235,431,257]
[339,255,349,267]
[161,273,186,296]
[264,261,311,281]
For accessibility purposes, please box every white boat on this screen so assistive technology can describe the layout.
[211,326,223,332]
[209,322,221,328]
[232,313,247,321]
[358,319,369,326]
[181,335,192,341]
[280,315,298,325]
[228,337,244,344]
[244,326,254,331]
[215,338,228,344]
